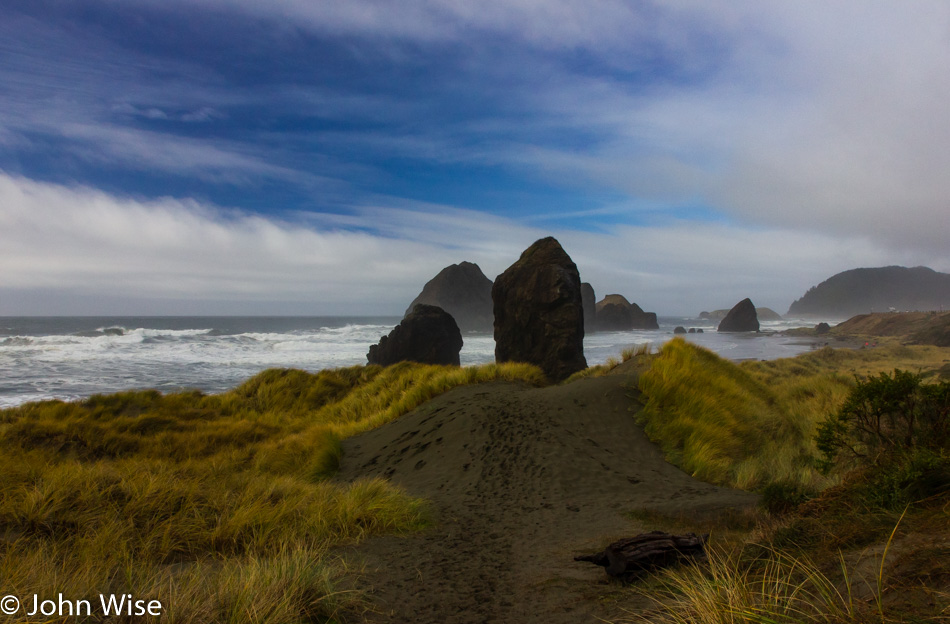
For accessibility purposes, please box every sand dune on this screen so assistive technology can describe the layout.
[337,369,758,623]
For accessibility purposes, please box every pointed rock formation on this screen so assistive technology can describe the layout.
[718,298,760,332]
[492,237,587,382]
[368,304,463,366]
[405,261,494,332]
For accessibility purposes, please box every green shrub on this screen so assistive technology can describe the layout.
[816,369,950,471]
[857,449,950,510]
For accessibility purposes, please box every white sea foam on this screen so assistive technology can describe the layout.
[0,316,833,408]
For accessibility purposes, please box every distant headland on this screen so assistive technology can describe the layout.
[788,266,950,318]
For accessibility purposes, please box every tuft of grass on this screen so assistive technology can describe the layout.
[626,542,900,624]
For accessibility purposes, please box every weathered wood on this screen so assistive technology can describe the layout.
[575,530,708,581]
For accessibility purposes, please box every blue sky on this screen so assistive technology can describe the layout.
[2,1,949,315]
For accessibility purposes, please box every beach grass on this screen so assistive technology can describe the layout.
[0,360,545,623]
[628,342,950,623]
[636,338,949,492]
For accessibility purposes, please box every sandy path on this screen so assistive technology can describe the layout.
[336,371,757,623]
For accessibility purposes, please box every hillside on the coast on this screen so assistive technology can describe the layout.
[788,266,950,317]
[831,310,950,347]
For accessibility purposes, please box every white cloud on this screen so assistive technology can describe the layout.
[2,173,944,316]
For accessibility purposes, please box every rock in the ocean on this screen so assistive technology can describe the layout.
[581,282,597,332]
[595,294,635,330]
[687,328,696,334]
[492,237,587,382]
[405,261,494,332]
[631,306,660,330]
[674,326,687,334]
[718,299,760,332]
[368,304,463,366]
[594,294,659,330]
[815,322,831,335]
[756,307,783,321]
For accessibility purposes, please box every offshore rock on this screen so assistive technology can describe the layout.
[718,298,760,333]
[492,237,587,382]
[581,282,597,332]
[595,294,659,330]
[595,294,636,331]
[368,304,463,366]
[406,261,494,333]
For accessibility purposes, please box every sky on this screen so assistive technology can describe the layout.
[1,1,949,316]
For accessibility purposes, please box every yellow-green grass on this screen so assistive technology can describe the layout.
[636,338,950,492]
[0,361,544,623]
[563,343,654,383]
[626,541,912,624]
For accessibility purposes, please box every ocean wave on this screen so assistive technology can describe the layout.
[1,337,33,347]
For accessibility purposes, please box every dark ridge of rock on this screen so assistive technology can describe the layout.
[406,261,494,332]
[368,304,463,366]
[581,283,596,332]
[492,237,587,382]
[815,322,831,335]
[594,294,659,330]
[673,326,687,334]
[718,299,760,333]
[787,266,950,318]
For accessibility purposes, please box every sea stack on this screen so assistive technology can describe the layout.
[368,304,463,366]
[717,298,760,332]
[594,294,660,330]
[492,237,587,382]
[405,261,494,333]
[581,282,597,332]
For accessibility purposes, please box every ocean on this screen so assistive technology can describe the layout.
[0,315,827,408]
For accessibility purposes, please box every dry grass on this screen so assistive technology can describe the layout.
[630,340,950,623]
[625,541,908,624]
[0,361,545,623]
[563,343,654,383]
[636,339,950,491]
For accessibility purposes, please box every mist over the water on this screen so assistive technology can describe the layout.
[0,316,831,408]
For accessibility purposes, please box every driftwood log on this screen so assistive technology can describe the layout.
[575,531,708,581]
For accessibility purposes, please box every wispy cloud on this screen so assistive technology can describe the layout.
[2,0,949,317]
[2,173,941,316]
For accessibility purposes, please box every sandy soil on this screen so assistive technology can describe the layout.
[336,369,758,623]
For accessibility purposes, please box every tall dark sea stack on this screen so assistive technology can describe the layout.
[405,261,494,332]
[718,298,760,332]
[492,237,587,382]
